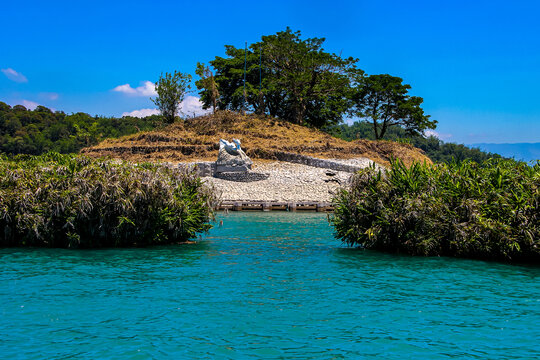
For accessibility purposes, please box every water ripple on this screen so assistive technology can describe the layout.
[0,212,538,359]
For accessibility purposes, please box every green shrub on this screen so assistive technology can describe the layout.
[332,159,540,262]
[0,153,216,248]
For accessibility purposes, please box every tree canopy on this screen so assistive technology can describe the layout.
[196,28,360,128]
[0,102,160,155]
[195,63,219,113]
[350,74,437,139]
[152,71,191,123]
[196,28,436,134]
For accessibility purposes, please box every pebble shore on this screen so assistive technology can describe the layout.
[203,158,377,203]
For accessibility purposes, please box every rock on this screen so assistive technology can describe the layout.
[216,139,253,173]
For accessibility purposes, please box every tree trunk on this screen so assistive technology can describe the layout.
[295,102,306,125]
[373,120,380,140]
[379,120,388,139]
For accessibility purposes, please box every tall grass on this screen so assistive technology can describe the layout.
[332,159,540,262]
[0,153,217,248]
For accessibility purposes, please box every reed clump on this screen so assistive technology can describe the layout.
[332,159,540,262]
[0,153,217,248]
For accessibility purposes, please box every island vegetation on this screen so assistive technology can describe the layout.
[332,159,540,262]
[0,153,216,248]
[0,27,528,255]
[195,28,436,136]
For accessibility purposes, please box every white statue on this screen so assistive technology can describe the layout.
[219,138,242,155]
[216,138,252,172]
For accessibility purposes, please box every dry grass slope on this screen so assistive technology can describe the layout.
[82,111,431,167]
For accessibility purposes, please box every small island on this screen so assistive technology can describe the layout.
[81,111,428,207]
[0,26,538,259]
[1,6,539,360]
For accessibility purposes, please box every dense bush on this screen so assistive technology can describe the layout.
[332,159,540,262]
[0,102,161,155]
[0,153,216,248]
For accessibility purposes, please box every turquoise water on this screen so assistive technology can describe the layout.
[1,212,539,359]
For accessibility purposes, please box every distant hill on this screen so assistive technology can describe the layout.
[0,102,160,155]
[471,143,540,163]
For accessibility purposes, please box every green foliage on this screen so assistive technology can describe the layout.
[195,62,219,113]
[329,121,501,164]
[201,44,261,113]
[152,71,192,123]
[0,102,160,155]
[350,74,436,139]
[0,153,216,248]
[197,28,360,128]
[261,28,359,127]
[332,159,540,262]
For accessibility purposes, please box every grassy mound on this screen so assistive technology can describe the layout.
[0,153,216,248]
[332,159,540,262]
[82,111,430,167]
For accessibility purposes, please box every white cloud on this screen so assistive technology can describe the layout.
[21,100,39,110]
[425,129,452,140]
[122,96,210,119]
[113,81,157,96]
[179,96,211,117]
[122,108,160,118]
[1,68,28,83]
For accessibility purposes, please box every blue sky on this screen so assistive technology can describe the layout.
[1,0,539,144]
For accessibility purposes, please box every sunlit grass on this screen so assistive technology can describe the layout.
[82,110,430,167]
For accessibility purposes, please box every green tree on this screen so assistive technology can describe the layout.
[0,102,11,112]
[261,28,359,127]
[351,74,437,139]
[200,45,263,114]
[198,28,360,128]
[195,62,219,113]
[151,71,192,123]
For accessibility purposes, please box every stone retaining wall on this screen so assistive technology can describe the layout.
[176,162,216,177]
[175,151,366,177]
[271,151,365,173]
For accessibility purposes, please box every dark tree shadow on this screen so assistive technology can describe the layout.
[213,172,270,182]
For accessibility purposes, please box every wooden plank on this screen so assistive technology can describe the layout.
[216,201,334,212]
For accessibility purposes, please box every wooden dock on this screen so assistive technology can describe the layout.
[216,201,334,212]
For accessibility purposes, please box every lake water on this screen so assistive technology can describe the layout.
[1,212,539,359]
